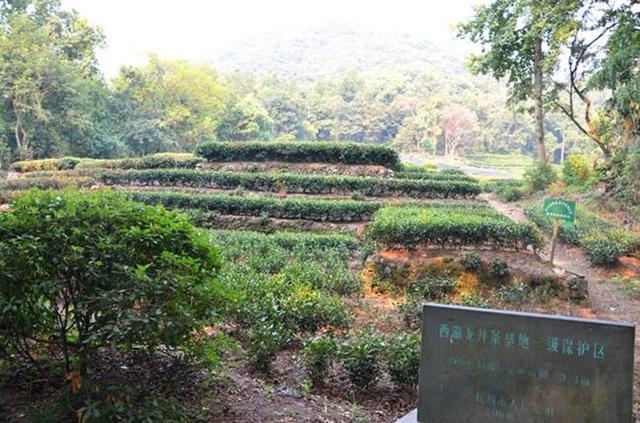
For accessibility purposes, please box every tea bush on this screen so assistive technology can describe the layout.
[367,206,543,250]
[303,336,337,386]
[408,275,458,301]
[383,333,420,391]
[10,157,88,172]
[195,141,402,169]
[459,250,482,271]
[248,321,293,373]
[394,171,477,183]
[77,153,204,170]
[0,176,94,191]
[0,190,228,375]
[582,230,637,266]
[338,328,384,390]
[99,169,482,198]
[489,259,510,279]
[210,230,355,371]
[125,190,382,222]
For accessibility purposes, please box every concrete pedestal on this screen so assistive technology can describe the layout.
[394,409,417,423]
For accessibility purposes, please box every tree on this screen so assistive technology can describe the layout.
[216,95,274,141]
[551,1,636,158]
[0,0,106,159]
[111,56,230,155]
[439,104,479,158]
[459,0,581,165]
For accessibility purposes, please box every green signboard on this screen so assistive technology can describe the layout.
[543,198,576,223]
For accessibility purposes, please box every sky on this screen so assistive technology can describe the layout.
[62,0,488,77]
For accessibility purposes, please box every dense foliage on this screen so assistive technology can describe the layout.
[196,141,402,169]
[209,230,358,372]
[125,190,381,222]
[368,205,543,249]
[99,169,481,198]
[0,190,227,376]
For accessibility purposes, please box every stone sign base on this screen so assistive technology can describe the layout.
[395,409,417,423]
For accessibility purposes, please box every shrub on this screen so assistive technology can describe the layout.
[459,251,482,271]
[562,155,593,186]
[409,275,458,301]
[195,141,402,169]
[303,336,337,386]
[523,163,557,192]
[76,153,204,170]
[339,328,384,390]
[99,169,482,199]
[125,190,382,222]
[367,206,544,250]
[0,190,228,376]
[489,259,510,279]
[0,176,95,191]
[383,333,421,391]
[9,157,88,172]
[394,170,477,183]
[581,230,636,266]
[248,322,292,373]
[495,182,525,202]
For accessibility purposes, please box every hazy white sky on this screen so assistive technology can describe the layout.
[63,0,488,77]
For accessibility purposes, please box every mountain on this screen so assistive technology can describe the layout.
[210,24,469,80]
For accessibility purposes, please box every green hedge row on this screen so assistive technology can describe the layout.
[10,153,204,173]
[0,176,95,191]
[10,157,88,172]
[125,191,382,222]
[99,169,481,199]
[394,171,477,183]
[195,141,402,169]
[76,153,204,170]
[209,229,360,252]
[368,206,543,250]
[525,206,639,265]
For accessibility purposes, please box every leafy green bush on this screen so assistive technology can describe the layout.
[125,190,382,222]
[459,251,482,271]
[303,336,337,386]
[99,169,482,199]
[408,275,458,301]
[494,181,525,202]
[367,206,544,250]
[248,321,293,373]
[77,153,204,170]
[0,176,95,191]
[562,155,593,186]
[0,190,227,376]
[395,170,477,183]
[339,328,384,390]
[582,230,636,266]
[9,157,88,172]
[195,141,402,169]
[523,163,557,192]
[489,259,509,279]
[383,333,421,391]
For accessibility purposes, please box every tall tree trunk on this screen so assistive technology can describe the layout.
[533,37,547,166]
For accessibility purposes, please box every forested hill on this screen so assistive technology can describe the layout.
[211,24,467,79]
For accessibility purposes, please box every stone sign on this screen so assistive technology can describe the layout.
[418,304,634,422]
